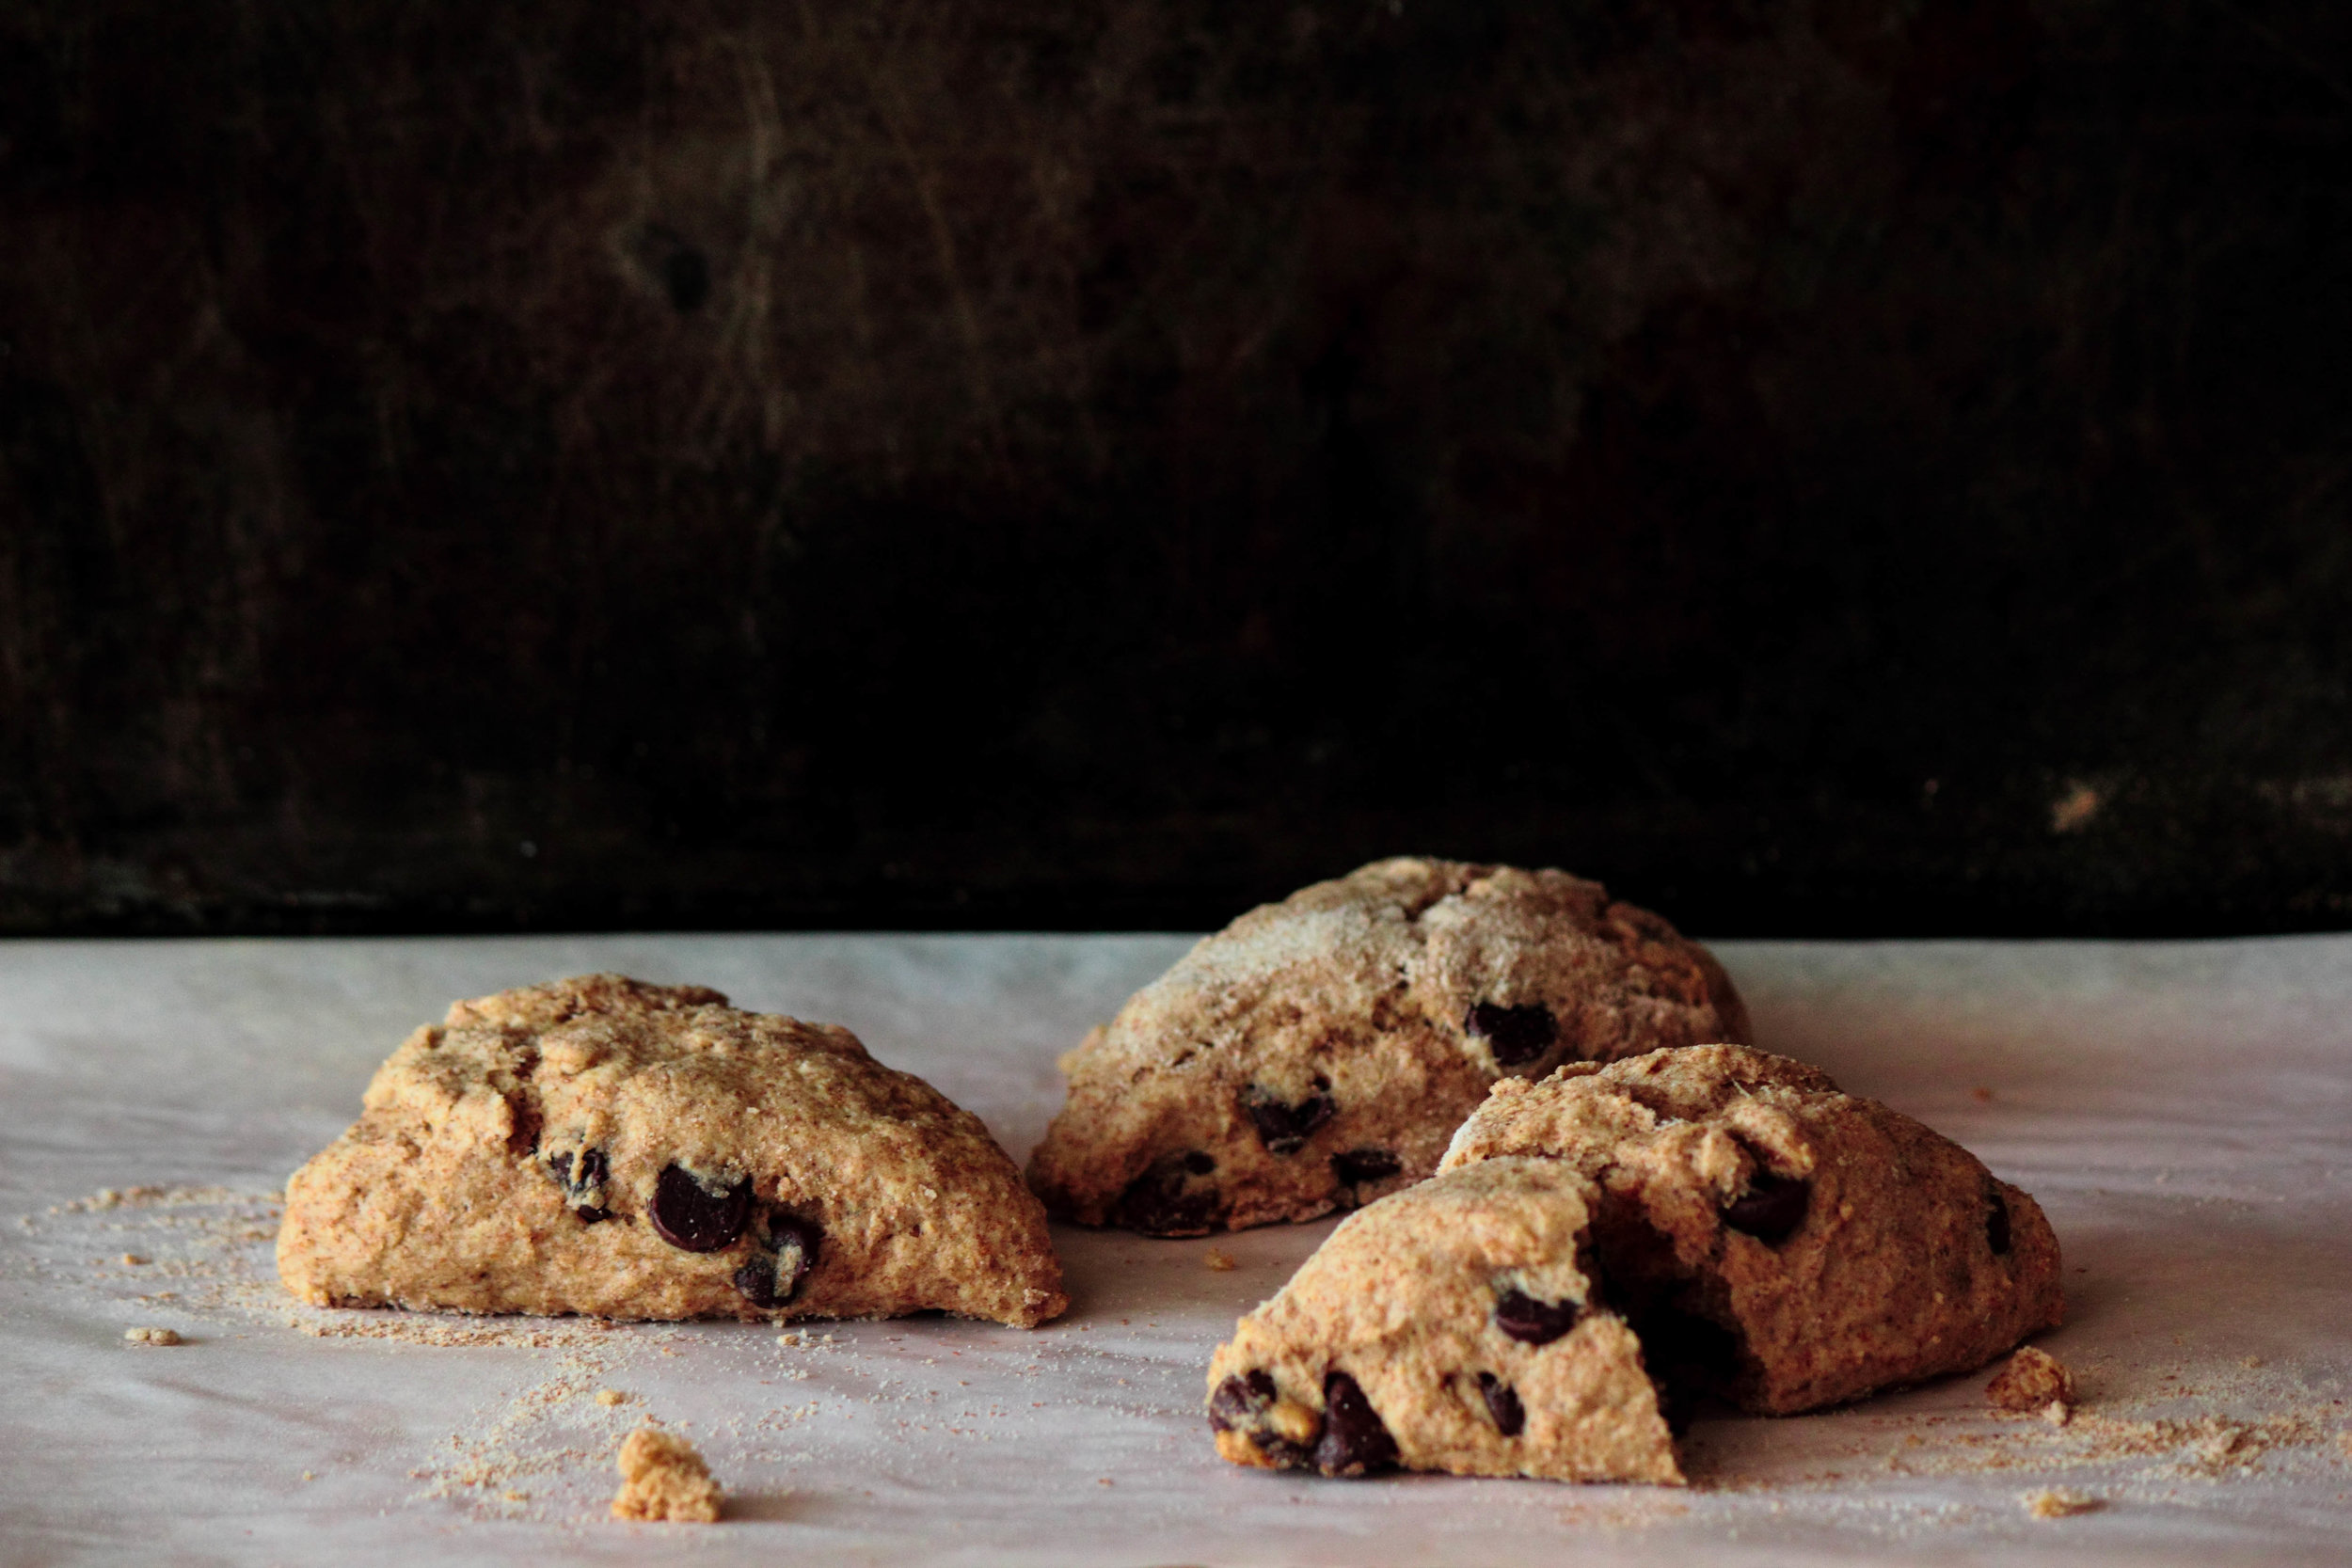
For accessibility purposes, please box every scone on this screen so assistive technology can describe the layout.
[1440,1045,2064,1415]
[1207,1158,1682,1483]
[1029,858,1750,1235]
[278,974,1067,1327]
[1207,1046,2063,1482]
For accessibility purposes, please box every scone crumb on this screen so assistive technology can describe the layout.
[2023,1487,2103,1519]
[2042,1399,2071,1426]
[1204,1248,1236,1273]
[612,1426,722,1523]
[124,1326,182,1345]
[595,1388,629,1407]
[119,1253,148,1266]
[1989,1346,2075,1414]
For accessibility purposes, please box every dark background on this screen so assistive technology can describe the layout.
[4,0,2350,937]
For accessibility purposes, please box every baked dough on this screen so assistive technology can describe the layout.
[1440,1045,2064,1415]
[278,974,1066,1327]
[1030,858,1750,1235]
[1207,1158,1682,1482]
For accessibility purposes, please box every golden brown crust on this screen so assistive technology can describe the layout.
[1206,1159,1681,1484]
[1441,1045,2065,1414]
[278,974,1066,1328]
[1028,857,1749,1235]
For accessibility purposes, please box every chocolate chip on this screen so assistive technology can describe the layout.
[733,1255,783,1307]
[1208,1369,1278,1432]
[1477,1371,1524,1436]
[1208,1370,1313,1467]
[1330,1148,1402,1186]
[548,1147,612,1222]
[1241,1085,1337,1155]
[647,1164,752,1252]
[1312,1371,1398,1477]
[1987,1192,2012,1256]
[1465,1002,1558,1068]
[1493,1287,1581,1345]
[1723,1169,1809,1243]
[733,1209,823,1307]
[1114,1154,1221,1236]
[767,1210,822,1291]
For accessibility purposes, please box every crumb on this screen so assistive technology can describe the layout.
[502,1490,527,1502]
[2243,1355,2265,1370]
[612,1426,722,1523]
[300,1471,315,1481]
[776,1332,802,1346]
[119,1254,148,1266]
[596,1389,629,1407]
[2024,1488,2103,1518]
[124,1326,182,1346]
[1096,1477,1114,1486]
[1989,1346,2075,1414]
[1204,1249,1236,1273]
[2042,1400,2071,1426]
[1971,1086,1994,1102]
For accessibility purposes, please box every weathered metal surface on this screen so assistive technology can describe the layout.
[2,1,2349,933]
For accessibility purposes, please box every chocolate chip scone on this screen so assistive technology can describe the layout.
[278,974,1067,1327]
[1207,1158,1683,1483]
[1028,857,1750,1236]
[1439,1045,2063,1415]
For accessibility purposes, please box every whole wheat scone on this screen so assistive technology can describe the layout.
[1207,1158,1682,1483]
[1028,857,1751,1235]
[1439,1045,2064,1415]
[278,974,1066,1327]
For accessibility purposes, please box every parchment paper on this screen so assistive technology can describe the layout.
[4,933,2349,1565]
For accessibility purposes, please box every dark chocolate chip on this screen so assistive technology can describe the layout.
[1182,1151,1217,1176]
[733,1254,783,1307]
[1208,1369,1278,1432]
[1465,1002,1558,1068]
[647,1164,752,1252]
[1494,1287,1582,1345]
[1114,1155,1221,1237]
[1477,1371,1525,1437]
[764,1210,823,1296]
[1723,1169,1809,1243]
[1312,1370,1398,1477]
[734,1209,823,1308]
[1330,1148,1402,1186]
[548,1147,612,1221]
[1987,1193,2012,1256]
[1241,1085,1337,1155]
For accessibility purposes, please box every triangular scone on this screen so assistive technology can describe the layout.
[1440,1046,2063,1414]
[1207,1158,1681,1483]
[278,975,1067,1327]
[1029,858,1749,1235]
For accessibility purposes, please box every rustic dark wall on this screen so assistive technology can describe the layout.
[3,0,2350,936]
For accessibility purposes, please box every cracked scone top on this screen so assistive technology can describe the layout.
[278,974,1067,1327]
[1441,1045,2064,1416]
[1028,857,1750,1234]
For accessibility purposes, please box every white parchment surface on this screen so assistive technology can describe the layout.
[4,933,2350,1565]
